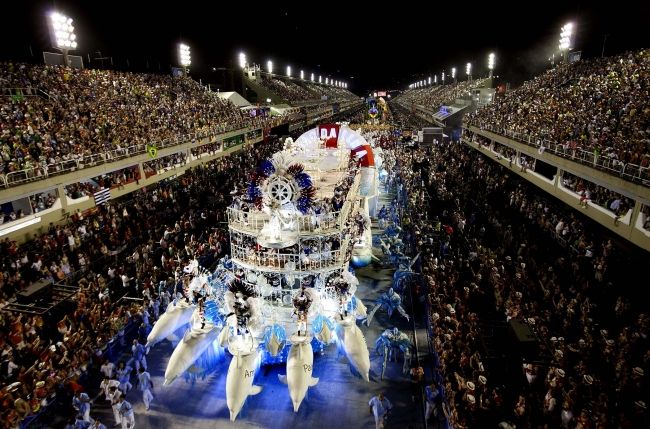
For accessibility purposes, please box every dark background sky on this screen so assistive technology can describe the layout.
[2,1,649,94]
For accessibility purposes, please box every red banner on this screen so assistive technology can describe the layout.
[318,124,340,148]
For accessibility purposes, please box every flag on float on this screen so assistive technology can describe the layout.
[93,188,111,206]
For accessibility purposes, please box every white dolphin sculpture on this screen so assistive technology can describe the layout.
[163,319,220,385]
[226,348,262,421]
[278,339,319,412]
[146,300,195,347]
[337,318,370,381]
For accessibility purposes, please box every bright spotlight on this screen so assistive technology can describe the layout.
[286,65,291,77]
[300,70,304,80]
[179,43,191,67]
[49,11,78,51]
[239,52,246,68]
[267,60,273,74]
[559,22,574,51]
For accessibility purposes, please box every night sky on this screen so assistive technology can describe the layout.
[2,1,649,93]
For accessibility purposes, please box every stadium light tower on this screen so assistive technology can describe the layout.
[311,72,315,82]
[287,65,291,77]
[319,75,322,83]
[466,62,472,81]
[300,70,304,80]
[267,60,273,75]
[451,67,456,82]
[179,43,191,71]
[434,75,437,84]
[239,52,247,68]
[326,77,329,85]
[428,76,431,85]
[559,22,574,62]
[442,71,445,84]
[48,11,78,67]
[488,52,496,78]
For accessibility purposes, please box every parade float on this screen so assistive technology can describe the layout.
[148,124,380,419]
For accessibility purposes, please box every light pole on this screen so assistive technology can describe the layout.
[311,72,315,82]
[179,43,191,73]
[466,62,472,82]
[300,70,304,80]
[488,53,496,78]
[48,11,78,67]
[286,65,291,78]
[267,60,273,75]
[451,67,456,83]
[442,71,445,84]
[559,22,574,62]
[239,52,247,69]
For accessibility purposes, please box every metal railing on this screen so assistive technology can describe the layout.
[1,124,263,189]
[465,124,650,186]
[1,102,363,190]
[227,206,344,235]
[230,244,345,272]
[1,87,42,97]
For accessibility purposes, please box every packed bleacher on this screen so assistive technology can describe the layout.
[250,74,358,105]
[466,50,650,179]
[258,75,317,103]
[0,63,286,186]
[395,79,487,111]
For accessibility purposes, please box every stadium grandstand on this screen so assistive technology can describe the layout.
[0,3,648,429]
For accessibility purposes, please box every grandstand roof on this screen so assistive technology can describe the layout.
[218,91,251,107]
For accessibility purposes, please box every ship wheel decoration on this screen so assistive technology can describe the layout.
[267,177,295,206]
[248,152,316,213]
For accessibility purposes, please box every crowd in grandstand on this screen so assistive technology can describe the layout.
[396,79,487,111]
[466,50,650,172]
[0,63,285,183]
[258,75,316,103]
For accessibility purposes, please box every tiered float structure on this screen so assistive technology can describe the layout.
[148,124,379,419]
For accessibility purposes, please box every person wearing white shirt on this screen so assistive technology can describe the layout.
[100,376,120,401]
[100,361,115,379]
[368,392,392,429]
[108,387,122,427]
